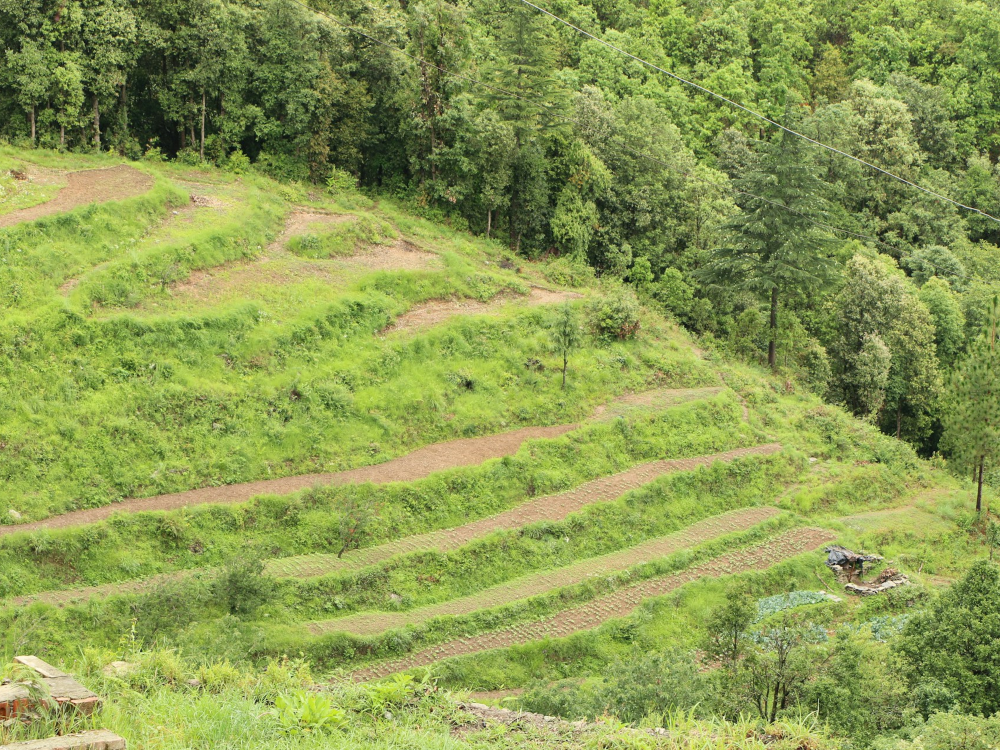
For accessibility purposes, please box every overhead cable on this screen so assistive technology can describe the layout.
[518,0,1000,226]
[286,0,898,249]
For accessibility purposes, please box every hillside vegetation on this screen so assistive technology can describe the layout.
[1,0,1000,748]
[0,146,988,750]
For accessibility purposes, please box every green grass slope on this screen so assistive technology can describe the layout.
[0,147,992,750]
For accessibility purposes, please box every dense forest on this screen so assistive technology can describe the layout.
[2,0,1000,465]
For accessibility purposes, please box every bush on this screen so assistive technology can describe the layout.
[212,556,276,616]
[326,166,357,194]
[543,256,596,288]
[651,268,694,320]
[587,288,641,340]
[273,691,348,736]
[226,149,251,174]
[897,560,1000,716]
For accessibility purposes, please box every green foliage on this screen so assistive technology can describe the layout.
[698,126,840,369]
[806,633,916,747]
[898,561,1000,716]
[286,216,396,259]
[587,288,641,341]
[272,691,348,736]
[212,556,276,617]
[891,713,1000,750]
[941,300,1000,511]
[361,674,415,716]
[551,302,583,387]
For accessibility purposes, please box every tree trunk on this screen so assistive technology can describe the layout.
[93,95,100,150]
[768,286,778,370]
[60,125,65,148]
[121,82,127,137]
[200,90,206,161]
[977,457,985,514]
[562,352,567,388]
[896,405,902,439]
[486,210,492,239]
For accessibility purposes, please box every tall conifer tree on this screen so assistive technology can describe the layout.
[942,298,1000,513]
[698,125,840,369]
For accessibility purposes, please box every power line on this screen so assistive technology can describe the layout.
[286,0,897,249]
[518,0,1000,226]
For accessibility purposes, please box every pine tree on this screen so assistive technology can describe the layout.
[551,302,582,388]
[697,125,840,370]
[942,297,1000,513]
[480,2,567,253]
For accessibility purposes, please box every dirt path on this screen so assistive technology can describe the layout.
[10,441,779,607]
[0,425,575,538]
[268,443,782,579]
[166,212,439,302]
[385,287,582,333]
[2,385,730,538]
[350,527,836,682]
[310,506,781,635]
[592,387,724,420]
[0,165,153,228]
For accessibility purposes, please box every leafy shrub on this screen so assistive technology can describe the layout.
[273,691,348,736]
[651,268,694,319]
[196,661,242,693]
[326,166,357,193]
[175,147,202,166]
[587,288,641,340]
[361,674,415,716]
[254,151,310,182]
[212,556,276,616]
[543,256,596,288]
[226,149,251,174]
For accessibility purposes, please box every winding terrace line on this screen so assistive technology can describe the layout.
[11,441,780,607]
[267,443,782,579]
[310,506,782,636]
[0,165,154,228]
[1,386,729,537]
[350,526,836,682]
[0,425,574,537]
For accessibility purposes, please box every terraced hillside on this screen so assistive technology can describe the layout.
[0,147,988,750]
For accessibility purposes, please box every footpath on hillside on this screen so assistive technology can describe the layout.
[0,386,733,537]
[0,425,574,537]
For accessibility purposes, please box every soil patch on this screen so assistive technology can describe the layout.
[0,165,153,228]
[270,443,781,579]
[11,443,781,607]
[0,425,574,538]
[268,210,353,252]
[386,287,581,332]
[310,506,781,635]
[351,527,836,681]
[345,240,440,272]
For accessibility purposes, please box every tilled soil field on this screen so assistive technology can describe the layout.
[0,424,576,537]
[0,165,153,228]
[350,526,836,681]
[10,443,780,608]
[268,443,782,578]
[309,506,782,635]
